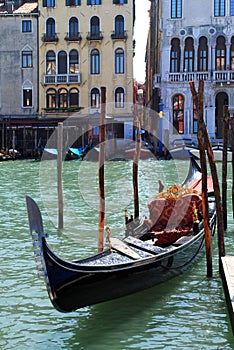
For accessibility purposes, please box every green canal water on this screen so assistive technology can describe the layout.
[1,158,234,349]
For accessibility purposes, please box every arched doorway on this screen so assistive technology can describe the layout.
[215,92,228,139]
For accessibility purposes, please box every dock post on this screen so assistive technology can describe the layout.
[98,87,106,252]
[229,109,234,219]
[189,81,212,277]
[222,105,229,231]
[57,122,64,230]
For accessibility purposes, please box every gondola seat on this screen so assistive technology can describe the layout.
[144,193,202,246]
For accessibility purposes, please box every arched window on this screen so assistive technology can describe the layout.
[58,51,67,74]
[69,49,79,74]
[69,17,79,38]
[46,18,55,38]
[170,38,180,73]
[172,94,184,134]
[184,37,194,72]
[46,88,56,108]
[90,88,100,108]
[115,15,124,35]
[90,16,100,36]
[231,36,234,70]
[69,88,79,107]
[90,49,100,74]
[46,50,56,74]
[115,48,124,74]
[216,36,226,70]
[59,88,68,108]
[198,36,208,71]
[115,87,124,108]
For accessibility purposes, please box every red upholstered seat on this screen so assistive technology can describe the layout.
[144,193,202,246]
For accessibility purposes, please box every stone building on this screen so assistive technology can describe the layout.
[38,0,135,143]
[146,0,234,149]
[0,1,39,153]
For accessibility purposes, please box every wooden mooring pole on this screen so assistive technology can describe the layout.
[189,81,212,277]
[98,87,106,252]
[57,122,64,230]
[133,110,141,220]
[222,105,229,231]
[230,111,234,219]
[190,81,225,268]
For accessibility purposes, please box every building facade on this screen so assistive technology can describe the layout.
[0,1,39,152]
[146,0,234,149]
[38,0,135,140]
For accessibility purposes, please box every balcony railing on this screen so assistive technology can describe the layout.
[111,31,127,40]
[44,74,81,85]
[168,71,211,83]
[42,33,59,43]
[64,32,82,42]
[153,70,234,87]
[86,31,103,41]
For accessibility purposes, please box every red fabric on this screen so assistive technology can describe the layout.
[144,193,202,246]
[188,176,213,194]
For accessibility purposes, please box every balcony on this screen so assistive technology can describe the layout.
[213,70,234,84]
[64,32,82,42]
[86,31,103,41]
[111,31,127,41]
[42,33,59,43]
[168,71,211,83]
[44,74,81,85]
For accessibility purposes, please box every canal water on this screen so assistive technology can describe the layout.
[1,158,234,349]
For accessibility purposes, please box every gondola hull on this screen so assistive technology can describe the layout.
[26,157,216,313]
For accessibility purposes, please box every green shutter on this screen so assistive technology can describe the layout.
[65,0,69,5]
[87,0,91,4]
[43,0,47,7]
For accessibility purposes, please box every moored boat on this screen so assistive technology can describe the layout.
[26,157,216,313]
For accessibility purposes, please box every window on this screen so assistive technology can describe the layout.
[231,36,234,69]
[170,38,180,72]
[43,0,55,6]
[59,88,68,108]
[216,36,226,70]
[87,0,101,5]
[231,0,234,15]
[214,0,225,16]
[184,37,194,72]
[115,87,124,108]
[90,49,100,74]
[115,48,124,74]
[46,18,56,38]
[66,0,81,5]
[90,88,100,108]
[193,102,198,134]
[22,20,32,33]
[23,88,32,107]
[22,51,33,68]
[69,17,79,38]
[46,89,56,108]
[46,50,56,74]
[69,49,79,74]
[113,0,127,3]
[58,51,67,74]
[115,15,124,35]
[171,0,182,18]
[198,37,208,71]
[90,16,100,36]
[70,88,79,107]
[172,94,184,134]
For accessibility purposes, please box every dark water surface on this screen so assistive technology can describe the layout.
[1,159,234,349]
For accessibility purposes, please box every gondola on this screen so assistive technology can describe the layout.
[26,157,216,313]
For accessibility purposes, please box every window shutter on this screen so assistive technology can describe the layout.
[65,0,69,5]
[87,0,91,4]
[43,0,47,6]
